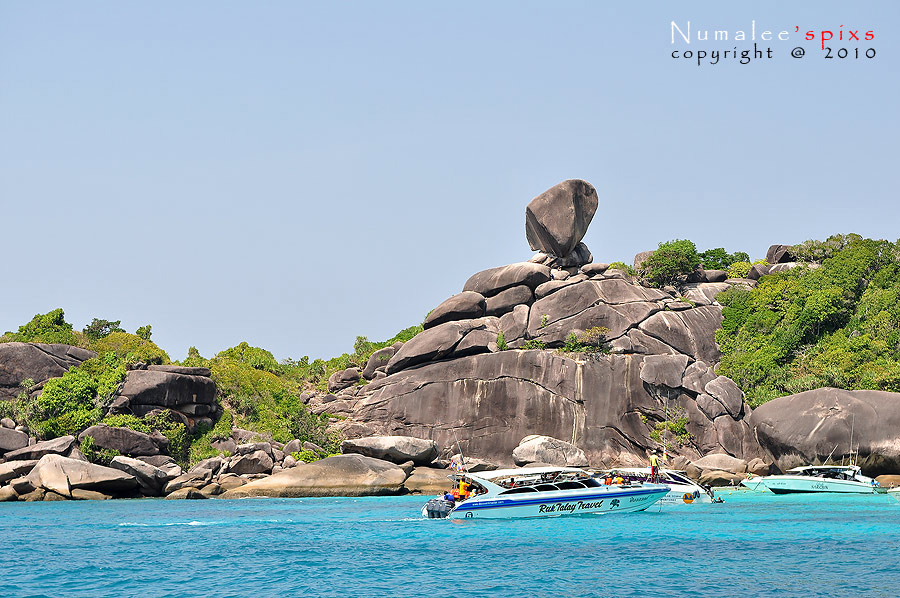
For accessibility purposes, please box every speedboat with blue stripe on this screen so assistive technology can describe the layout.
[421,466,669,519]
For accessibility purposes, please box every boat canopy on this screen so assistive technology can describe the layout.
[465,466,587,481]
[786,465,861,473]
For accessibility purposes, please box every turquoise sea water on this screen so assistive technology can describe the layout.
[2,490,899,598]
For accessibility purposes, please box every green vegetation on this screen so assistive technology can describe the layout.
[82,318,125,342]
[606,262,635,276]
[639,239,701,287]
[698,248,750,271]
[727,261,752,278]
[0,309,427,468]
[1,308,78,345]
[717,235,900,405]
[558,327,611,354]
[521,339,546,350]
[649,416,691,447]
[496,331,508,351]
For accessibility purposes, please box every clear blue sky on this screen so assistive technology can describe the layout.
[2,1,898,361]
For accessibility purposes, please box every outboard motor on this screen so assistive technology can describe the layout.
[423,498,454,519]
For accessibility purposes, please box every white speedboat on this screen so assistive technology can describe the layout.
[421,466,669,519]
[759,465,883,494]
[740,475,767,491]
[596,468,715,505]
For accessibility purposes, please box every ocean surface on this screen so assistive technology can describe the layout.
[1,489,898,598]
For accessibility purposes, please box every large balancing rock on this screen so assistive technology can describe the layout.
[525,179,598,257]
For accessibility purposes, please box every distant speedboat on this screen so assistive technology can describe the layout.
[421,466,668,519]
[759,465,883,494]
[595,468,715,505]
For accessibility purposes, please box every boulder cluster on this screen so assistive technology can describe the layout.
[318,180,772,471]
[1,419,335,501]
[108,364,220,433]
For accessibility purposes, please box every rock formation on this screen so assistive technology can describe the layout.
[0,342,96,400]
[750,387,900,475]
[317,179,772,470]
[107,365,219,432]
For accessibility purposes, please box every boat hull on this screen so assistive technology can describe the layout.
[447,486,668,519]
[657,487,713,505]
[761,476,878,494]
[889,489,900,502]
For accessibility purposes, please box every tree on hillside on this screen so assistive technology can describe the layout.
[83,318,125,342]
[640,239,701,287]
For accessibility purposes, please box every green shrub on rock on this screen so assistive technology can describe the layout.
[82,318,125,342]
[727,261,753,279]
[92,332,169,365]
[698,248,750,271]
[496,331,508,351]
[639,240,700,287]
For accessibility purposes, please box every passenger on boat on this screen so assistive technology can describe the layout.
[649,451,660,482]
[604,473,613,485]
[613,474,625,485]
[443,491,455,503]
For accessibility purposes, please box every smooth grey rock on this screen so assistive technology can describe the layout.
[499,304,529,341]
[0,459,38,484]
[696,393,728,420]
[485,285,533,317]
[423,291,486,329]
[639,354,689,388]
[3,435,75,461]
[463,262,551,297]
[234,442,274,459]
[0,342,96,401]
[681,283,731,306]
[704,376,745,419]
[327,368,360,392]
[512,435,588,467]
[384,320,476,375]
[109,456,169,495]
[0,427,29,452]
[26,454,138,498]
[403,467,451,494]
[750,388,900,474]
[525,179,598,257]
[165,487,208,500]
[353,351,765,467]
[340,436,438,466]
[746,263,770,281]
[534,278,580,299]
[633,251,654,272]
[226,450,274,475]
[766,244,795,265]
[1,417,16,429]
[692,453,749,474]
[682,361,717,395]
[163,470,212,494]
[703,269,728,283]
[362,347,396,380]
[221,454,409,498]
[147,365,211,377]
[79,425,161,457]
[117,369,216,408]
[638,307,723,364]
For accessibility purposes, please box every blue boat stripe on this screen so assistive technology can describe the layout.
[454,489,665,512]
